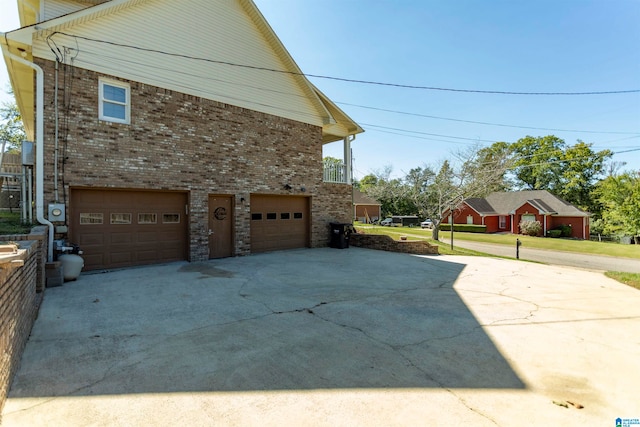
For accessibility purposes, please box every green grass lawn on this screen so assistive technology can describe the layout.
[605,272,640,291]
[356,223,640,260]
[0,211,33,235]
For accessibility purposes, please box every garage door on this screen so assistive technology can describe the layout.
[70,189,188,271]
[250,195,310,253]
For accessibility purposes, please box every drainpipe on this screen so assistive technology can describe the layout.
[1,40,55,262]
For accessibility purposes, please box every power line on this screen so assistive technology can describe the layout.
[338,102,640,135]
[50,31,640,96]
[75,46,640,139]
[361,123,497,143]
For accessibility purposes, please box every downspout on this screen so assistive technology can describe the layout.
[1,40,55,261]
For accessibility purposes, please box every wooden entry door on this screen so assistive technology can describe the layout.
[208,195,233,258]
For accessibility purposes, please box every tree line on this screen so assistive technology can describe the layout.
[350,135,639,241]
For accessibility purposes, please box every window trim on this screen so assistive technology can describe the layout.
[99,78,130,124]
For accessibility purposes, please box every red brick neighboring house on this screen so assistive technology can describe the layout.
[1,0,363,271]
[443,190,590,239]
[353,189,381,223]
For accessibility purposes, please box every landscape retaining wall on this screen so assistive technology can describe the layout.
[0,227,47,420]
[350,233,439,255]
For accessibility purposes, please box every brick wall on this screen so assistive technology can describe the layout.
[0,239,43,420]
[36,59,352,260]
[350,233,439,255]
[0,227,48,292]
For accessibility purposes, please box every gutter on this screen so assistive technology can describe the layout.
[1,36,55,262]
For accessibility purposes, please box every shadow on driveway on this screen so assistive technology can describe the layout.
[8,248,524,397]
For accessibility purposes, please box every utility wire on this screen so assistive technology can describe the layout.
[63,42,640,144]
[338,102,640,135]
[50,31,640,96]
[72,45,640,137]
[362,123,496,143]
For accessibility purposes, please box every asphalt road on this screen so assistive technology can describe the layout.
[443,238,640,273]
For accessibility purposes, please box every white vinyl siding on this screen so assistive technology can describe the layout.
[32,0,327,128]
[99,79,130,124]
[42,0,93,21]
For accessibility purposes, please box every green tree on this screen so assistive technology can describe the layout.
[407,145,511,240]
[558,141,612,213]
[356,174,378,192]
[468,141,513,193]
[361,166,416,218]
[596,171,640,242]
[505,136,612,214]
[510,135,565,191]
[0,100,26,153]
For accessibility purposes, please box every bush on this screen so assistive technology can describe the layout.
[557,224,572,237]
[546,229,562,238]
[439,224,487,233]
[519,220,542,236]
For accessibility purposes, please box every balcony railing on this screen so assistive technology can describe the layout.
[323,162,348,183]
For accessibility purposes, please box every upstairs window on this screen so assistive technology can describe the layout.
[99,78,130,124]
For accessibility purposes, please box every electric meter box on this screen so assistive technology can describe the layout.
[48,203,66,222]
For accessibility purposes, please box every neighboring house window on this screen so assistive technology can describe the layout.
[99,78,130,124]
[522,214,536,222]
[467,215,474,224]
[499,215,506,229]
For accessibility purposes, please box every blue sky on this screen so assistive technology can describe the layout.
[2,0,639,179]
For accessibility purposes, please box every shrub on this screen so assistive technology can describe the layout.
[558,224,572,237]
[439,224,487,233]
[519,220,542,236]
[546,229,562,238]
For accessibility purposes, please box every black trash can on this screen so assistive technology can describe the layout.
[329,222,351,249]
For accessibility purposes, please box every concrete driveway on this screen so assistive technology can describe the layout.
[3,248,640,426]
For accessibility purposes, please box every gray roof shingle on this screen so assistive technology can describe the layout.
[483,190,589,216]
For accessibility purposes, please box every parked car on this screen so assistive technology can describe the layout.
[380,217,394,226]
[421,219,433,229]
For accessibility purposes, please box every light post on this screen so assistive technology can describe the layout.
[450,205,454,250]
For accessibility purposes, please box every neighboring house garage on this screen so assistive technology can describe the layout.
[70,189,188,271]
[250,195,310,253]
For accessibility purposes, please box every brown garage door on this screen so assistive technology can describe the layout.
[250,195,310,253]
[70,189,188,271]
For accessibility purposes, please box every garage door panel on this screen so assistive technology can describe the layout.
[78,232,105,246]
[162,248,183,258]
[71,189,188,271]
[137,230,160,243]
[82,253,104,268]
[135,250,158,262]
[110,251,132,265]
[110,232,133,245]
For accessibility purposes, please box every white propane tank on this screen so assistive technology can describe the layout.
[58,254,84,281]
